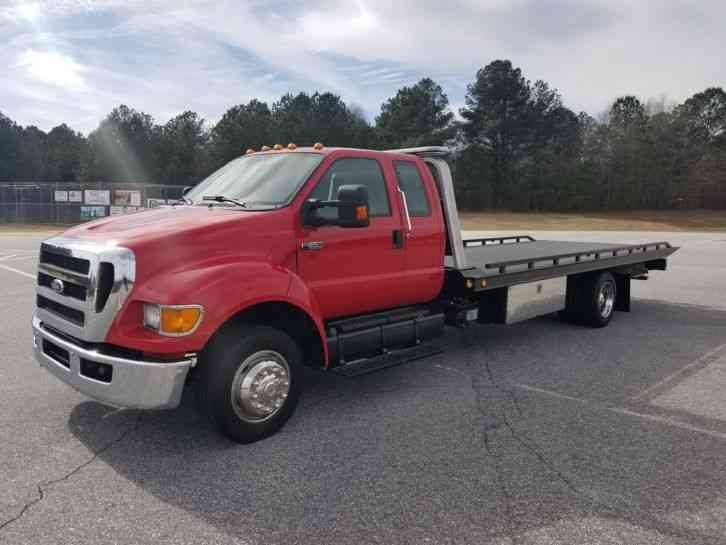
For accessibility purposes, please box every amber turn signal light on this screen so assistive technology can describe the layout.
[144,303,204,336]
[355,206,368,220]
[160,307,203,335]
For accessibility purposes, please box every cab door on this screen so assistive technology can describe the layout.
[392,159,446,302]
[297,155,407,319]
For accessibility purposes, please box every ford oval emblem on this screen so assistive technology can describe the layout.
[50,278,65,294]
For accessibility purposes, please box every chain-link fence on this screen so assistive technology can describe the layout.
[0,182,185,225]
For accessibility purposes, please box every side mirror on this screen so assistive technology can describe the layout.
[302,184,370,228]
[182,185,194,196]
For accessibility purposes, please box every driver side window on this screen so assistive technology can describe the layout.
[309,158,391,220]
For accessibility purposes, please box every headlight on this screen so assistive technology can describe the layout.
[143,303,161,330]
[143,303,204,336]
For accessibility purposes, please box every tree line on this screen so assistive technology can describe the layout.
[1,59,724,210]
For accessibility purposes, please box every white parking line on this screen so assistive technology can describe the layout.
[516,384,726,442]
[632,344,726,401]
[0,255,36,262]
[0,264,36,279]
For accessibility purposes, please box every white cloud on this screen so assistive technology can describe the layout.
[1,0,724,133]
[17,49,86,91]
[13,2,41,22]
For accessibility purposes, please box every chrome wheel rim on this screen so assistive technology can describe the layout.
[598,281,616,319]
[231,350,290,422]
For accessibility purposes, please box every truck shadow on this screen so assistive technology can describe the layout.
[68,299,726,544]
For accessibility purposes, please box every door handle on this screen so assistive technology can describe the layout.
[392,230,403,249]
[301,241,325,250]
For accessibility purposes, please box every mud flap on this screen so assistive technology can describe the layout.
[615,274,631,312]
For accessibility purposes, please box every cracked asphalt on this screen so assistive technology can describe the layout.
[1,230,725,545]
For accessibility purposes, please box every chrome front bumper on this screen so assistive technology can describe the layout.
[32,315,193,409]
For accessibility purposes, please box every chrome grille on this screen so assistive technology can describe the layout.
[37,294,85,326]
[37,271,87,300]
[34,237,135,342]
[40,245,90,274]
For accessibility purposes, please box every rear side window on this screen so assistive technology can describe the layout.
[309,157,391,218]
[394,161,431,217]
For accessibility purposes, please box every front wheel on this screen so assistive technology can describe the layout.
[198,325,302,443]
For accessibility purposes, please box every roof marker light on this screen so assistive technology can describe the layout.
[273,144,284,150]
[313,142,324,150]
[261,145,271,151]
[245,148,255,154]
[287,143,297,150]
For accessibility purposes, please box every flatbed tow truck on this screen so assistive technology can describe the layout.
[32,145,677,442]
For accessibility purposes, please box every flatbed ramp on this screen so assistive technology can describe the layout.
[446,236,677,290]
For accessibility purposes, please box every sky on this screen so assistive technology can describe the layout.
[1,0,724,134]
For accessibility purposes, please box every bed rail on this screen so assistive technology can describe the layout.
[484,242,673,274]
[463,235,536,247]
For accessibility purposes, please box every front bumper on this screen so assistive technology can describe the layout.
[32,315,193,409]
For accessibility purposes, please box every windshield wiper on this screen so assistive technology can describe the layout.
[202,195,248,208]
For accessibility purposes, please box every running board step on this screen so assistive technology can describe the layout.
[331,344,442,378]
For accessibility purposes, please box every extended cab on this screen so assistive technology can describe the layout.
[32,145,677,442]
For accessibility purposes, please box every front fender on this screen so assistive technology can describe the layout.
[105,259,328,364]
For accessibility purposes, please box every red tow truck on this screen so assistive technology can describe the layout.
[32,145,677,442]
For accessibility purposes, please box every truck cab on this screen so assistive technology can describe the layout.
[32,145,676,443]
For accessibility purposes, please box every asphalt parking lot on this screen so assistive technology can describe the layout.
[1,229,725,545]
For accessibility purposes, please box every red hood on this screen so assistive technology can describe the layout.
[59,205,296,286]
[62,206,263,248]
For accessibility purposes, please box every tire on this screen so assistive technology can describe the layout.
[561,272,617,327]
[198,324,302,443]
[578,271,617,328]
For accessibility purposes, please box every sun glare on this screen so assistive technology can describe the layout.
[15,2,41,22]
[18,49,86,91]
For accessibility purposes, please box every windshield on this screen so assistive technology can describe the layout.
[185,153,324,208]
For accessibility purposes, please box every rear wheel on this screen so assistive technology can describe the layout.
[562,271,617,328]
[198,324,302,443]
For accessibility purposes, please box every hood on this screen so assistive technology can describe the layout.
[59,204,297,285]
[62,205,264,247]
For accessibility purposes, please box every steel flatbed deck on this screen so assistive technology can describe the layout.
[445,236,678,291]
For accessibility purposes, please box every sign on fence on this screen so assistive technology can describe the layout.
[147,198,168,208]
[84,190,111,206]
[54,190,68,202]
[114,190,142,207]
[80,206,107,219]
[110,206,141,216]
[69,190,82,202]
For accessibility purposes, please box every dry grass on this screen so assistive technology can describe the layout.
[1,209,725,234]
[0,224,66,235]
[459,210,726,231]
